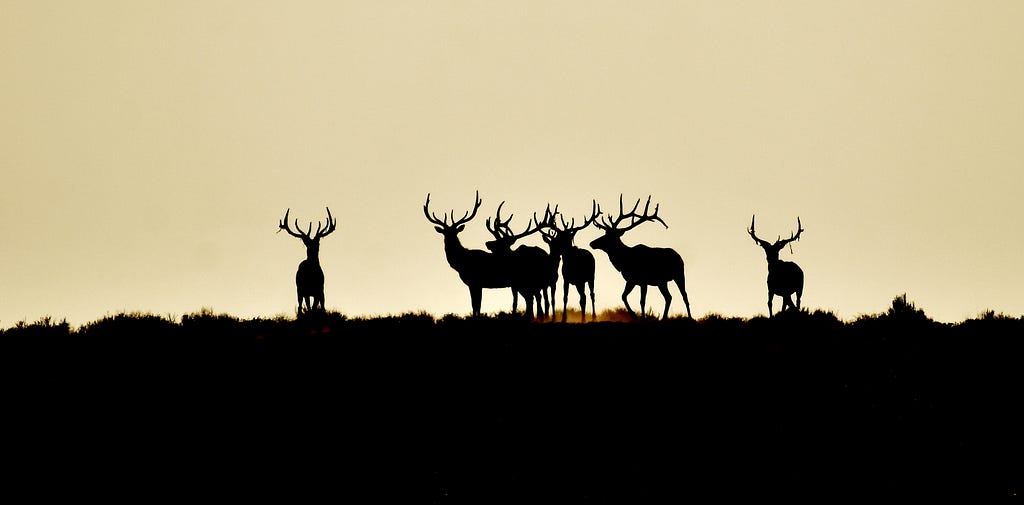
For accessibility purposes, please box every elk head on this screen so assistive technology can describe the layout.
[748,215,804,263]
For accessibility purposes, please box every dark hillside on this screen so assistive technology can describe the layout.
[4,310,1023,502]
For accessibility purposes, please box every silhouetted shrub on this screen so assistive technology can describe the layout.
[77,311,179,340]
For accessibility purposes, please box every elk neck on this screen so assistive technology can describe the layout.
[591,236,630,270]
[761,244,785,266]
[304,240,321,263]
[442,233,470,268]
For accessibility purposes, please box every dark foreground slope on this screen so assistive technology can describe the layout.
[5,311,1023,503]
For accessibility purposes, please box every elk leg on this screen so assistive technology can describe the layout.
[542,287,551,321]
[622,282,638,319]
[575,283,587,323]
[639,285,648,319]
[675,276,691,319]
[588,280,596,321]
[563,282,571,323]
[471,287,483,317]
[767,290,774,317]
[658,283,672,320]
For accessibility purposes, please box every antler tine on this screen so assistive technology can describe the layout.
[462,190,482,226]
[594,198,620,230]
[313,206,337,239]
[610,194,641,228]
[779,216,805,245]
[533,203,559,234]
[745,213,770,245]
[583,199,599,228]
[453,191,482,228]
[423,193,446,226]
[498,202,514,233]
[486,200,513,238]
[279,208,307,238]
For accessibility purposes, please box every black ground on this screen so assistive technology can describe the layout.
[5,311,1023,503]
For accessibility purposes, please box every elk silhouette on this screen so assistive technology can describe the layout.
[424,191,513,317]
[747,215,805,316]
[590,195,691,320]
[278,207,336,314]
[483,201,550,319]
[535,202,598,323]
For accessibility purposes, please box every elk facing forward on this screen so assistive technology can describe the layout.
[279,207,336,314]
[536,202,598,323]
[747,215,805,316]
[424,191,512,317]
[590,195,691,320]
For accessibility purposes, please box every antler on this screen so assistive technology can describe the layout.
[749,215,803,247]
[424,191,482,229]
[594,195,667,232]
[279,207,336,240]
[487,201,538,241]
[777,217,804,247]
[485,201,516,239]
[747,215,771,247]
[533,203,561,239]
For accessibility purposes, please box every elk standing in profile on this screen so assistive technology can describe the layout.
[483,201,550,319]
[535,202,598,323]
[590,195,691,320]
[278,207,337,314]
[747,215,805,317]
[424,191,512,317]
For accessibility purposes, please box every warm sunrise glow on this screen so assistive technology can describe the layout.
[2,1,1023,327]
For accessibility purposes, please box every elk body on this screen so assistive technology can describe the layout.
[483,201,551,319]
[424,191,514,317]
[278,207,336,314]
[536,203,598,323]
[748,215,805,316]
[590,195,691,320]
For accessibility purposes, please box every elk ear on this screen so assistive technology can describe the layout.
[542,234,553,244]
[456,224,465,232]
[434,226,444,234]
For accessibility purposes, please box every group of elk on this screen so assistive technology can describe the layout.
[424,192,703,321]
[423,191,598,322]
[275,195,806,320]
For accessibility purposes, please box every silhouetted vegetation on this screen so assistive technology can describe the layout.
[4,296,1022,502]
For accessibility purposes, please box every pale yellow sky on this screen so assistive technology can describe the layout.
[2,1,1022,327]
